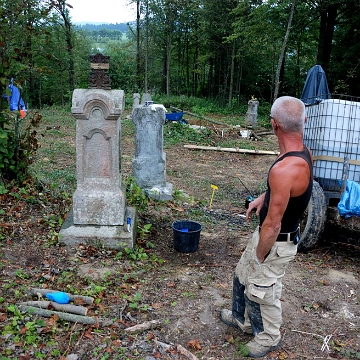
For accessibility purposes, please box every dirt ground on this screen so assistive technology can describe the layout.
[1,112,360,360]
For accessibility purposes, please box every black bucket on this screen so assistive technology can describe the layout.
[172,220,202,253]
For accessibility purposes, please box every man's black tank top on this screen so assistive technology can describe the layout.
[259,146,313,233]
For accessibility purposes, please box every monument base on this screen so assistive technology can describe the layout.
[59,206,136,250]
[145,182,173,201]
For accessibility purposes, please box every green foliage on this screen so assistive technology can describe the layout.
[2,305,48,351]
[164,122,212,146]
[124,247,148,261]
[125,176,150,212]
[0,111,41,183]
[138,223,152,241]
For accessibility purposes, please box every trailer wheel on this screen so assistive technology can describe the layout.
[298,180,327,252]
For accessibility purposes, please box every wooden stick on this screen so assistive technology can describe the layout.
[186,263,233,268]
[184,144,279,155]
[25,288,94,305]
[124,320,160,333]
[176,344,198,360]
[19,301,88,316]
[19,305,96,324]
[255,131,273,136]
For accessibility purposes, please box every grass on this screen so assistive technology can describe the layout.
[29,107,76,196]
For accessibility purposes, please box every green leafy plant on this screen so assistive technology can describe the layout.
[128,292,141,309]
[125,176,150,212]
[125,246,148,261]
[138,223,152,240]
[0,110,41,183]
[2,305,48,351]
[164,122,212,146]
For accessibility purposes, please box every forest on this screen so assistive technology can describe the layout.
[0,0,359,111]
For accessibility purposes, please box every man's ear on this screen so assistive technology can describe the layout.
[271,118,278,130]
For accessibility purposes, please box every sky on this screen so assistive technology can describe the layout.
[68,0,137,24]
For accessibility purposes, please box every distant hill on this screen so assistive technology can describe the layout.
[75,22,135,32]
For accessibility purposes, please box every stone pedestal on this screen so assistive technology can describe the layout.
[132,104,173,200]
[60,88,136,249]
[245,98,259,128]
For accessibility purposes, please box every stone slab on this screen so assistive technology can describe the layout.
[145,182,173,201]
[59,206,136,250]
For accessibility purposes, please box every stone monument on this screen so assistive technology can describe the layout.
[245,98,259,128]
[132,102,173,201]
[133,93,140,107]
[59,53,136,249]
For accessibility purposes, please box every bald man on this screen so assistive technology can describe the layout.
[221,96,313,358]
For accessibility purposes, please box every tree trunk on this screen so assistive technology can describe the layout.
[228,39,236,108]
[273,0,296,101]
[136,0,141,91]
[317,3,338,72]
[144,0,149,93]
[166,33,172,102]
[56,1,75,94]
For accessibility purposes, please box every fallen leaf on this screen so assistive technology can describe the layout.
[40,327,54,334]
[153,351,161,358]
[188,339,201,350]
[278,351,288,359]
[73,297,87,306]
[224,334,234,344]
[146,332,155,340]
[151,302,163,309]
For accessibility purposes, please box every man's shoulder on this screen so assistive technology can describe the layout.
[270,156,309,178]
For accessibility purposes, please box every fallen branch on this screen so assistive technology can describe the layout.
[25,288,94,305]
[184,144,279,155]
[291,329,324,339]
[255,131,273,136]
[19,305,96,324]
[333,241,360,251]
[124,320,160,333]
[176,344,198,360]
[186,263,233,268]
[249,131,261,141]
[19,301,88,316]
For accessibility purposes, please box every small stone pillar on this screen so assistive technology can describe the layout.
[245,98,259,128]
[132,104,173,200]
[133,93,140,107]
[59,53,136,249]
[141,93,152,105]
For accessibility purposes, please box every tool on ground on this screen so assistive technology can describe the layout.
[209,184,218,208]
[234,174,255,209]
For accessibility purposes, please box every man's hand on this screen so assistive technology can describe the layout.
[246,193,265,221]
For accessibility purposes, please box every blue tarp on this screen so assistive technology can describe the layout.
[338,180,360,218]
[3,79,26,111]
[301,65,330,104]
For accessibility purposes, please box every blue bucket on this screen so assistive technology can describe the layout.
[172,220,202,253]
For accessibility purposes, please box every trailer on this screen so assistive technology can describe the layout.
[299,94,360,250]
